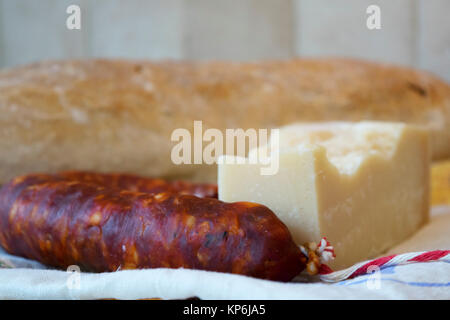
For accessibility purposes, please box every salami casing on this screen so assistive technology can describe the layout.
[0,174,305,281]
[55,171,218,198]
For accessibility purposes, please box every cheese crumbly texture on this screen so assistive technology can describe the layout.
[218,122,430,269]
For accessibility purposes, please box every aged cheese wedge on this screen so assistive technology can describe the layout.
[431,160,450,206]
[218,122,430,269]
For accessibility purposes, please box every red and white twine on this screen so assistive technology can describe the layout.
[303,238,450,283]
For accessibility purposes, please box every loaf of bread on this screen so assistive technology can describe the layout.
[0,58,449,183]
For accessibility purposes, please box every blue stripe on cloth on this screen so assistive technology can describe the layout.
[336,278,450,287]
[332,260,450,287]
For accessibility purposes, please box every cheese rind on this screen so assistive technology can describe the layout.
[218,122,430,269]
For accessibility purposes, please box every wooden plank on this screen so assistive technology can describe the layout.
[294,0,415,66]
[417,0,450,82]
[183,0,295,60]
[0,0,87,68]
[87,0,184,59]
[0,0,4,68]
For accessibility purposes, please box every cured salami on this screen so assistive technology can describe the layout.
[0,174,305,281]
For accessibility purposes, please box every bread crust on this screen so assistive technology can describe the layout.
[0,58,449,183]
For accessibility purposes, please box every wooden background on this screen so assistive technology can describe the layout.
[0,0,449,81]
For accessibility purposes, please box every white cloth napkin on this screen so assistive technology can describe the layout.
[0,206,449,300]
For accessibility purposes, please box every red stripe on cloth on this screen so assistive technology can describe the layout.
[407,250,450,262]
[318,264,333,275]
[348,255,396,279]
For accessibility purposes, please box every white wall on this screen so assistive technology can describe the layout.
[0,0,449,82]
